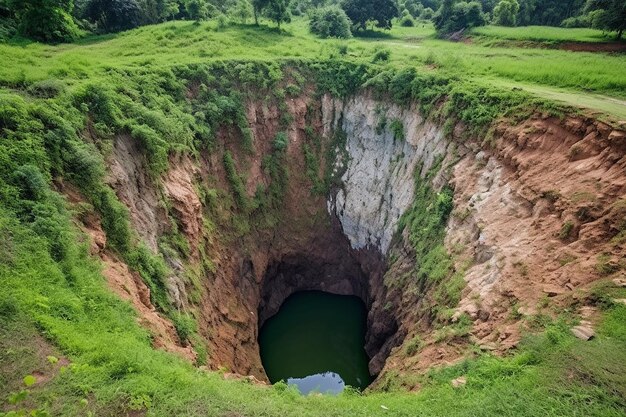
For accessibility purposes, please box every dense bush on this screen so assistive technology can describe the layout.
[399,9,416,26]
[309,5,352,38]
[585,0,626,39]
[8,0,80,42]
[84,0,143,31]
[12,165,47,202]
[433,0,486,35]
[372,47,391,62]
[420,6,434,20]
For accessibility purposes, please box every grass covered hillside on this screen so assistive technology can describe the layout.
[1,20,626,104]
[1,16,626,417]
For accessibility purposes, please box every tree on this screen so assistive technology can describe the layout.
[266,0,291,28]
[401,0,424,18]
[421,7,434,19]
[184,0,210,21]
[85,0,143,31]
[585,0,626,39]
[232,0,253,23]
[309,5,352,38]
[341,0,398,30]
[252,0,269,24]
[433,0,454,30]
[9,0,80,42]
[433,0,486,35]
[492,0,519,26]
[516,0,586,26]
[400,9,416,26]
[163,0,180,20]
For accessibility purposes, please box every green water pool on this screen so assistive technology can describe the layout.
[259,291,373,395]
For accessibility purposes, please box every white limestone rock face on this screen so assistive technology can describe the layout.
[323,94,449,254]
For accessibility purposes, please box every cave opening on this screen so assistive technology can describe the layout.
[256,254,380,394]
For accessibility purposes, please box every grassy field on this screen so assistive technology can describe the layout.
[1,16,626,417]
[472,25,617,43]
[1,19,625,103]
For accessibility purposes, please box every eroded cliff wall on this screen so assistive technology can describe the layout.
[66,86,626,386]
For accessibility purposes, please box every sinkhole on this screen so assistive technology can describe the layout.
[258,291,373,395]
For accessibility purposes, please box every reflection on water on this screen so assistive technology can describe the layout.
[288,372,345,395]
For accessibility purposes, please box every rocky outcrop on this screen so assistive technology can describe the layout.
[162,156,203,257]
[106,134,168,251]
[323,94,449,254]
[444,117,626,354]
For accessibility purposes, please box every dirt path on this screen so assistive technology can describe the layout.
[485,78,626,121]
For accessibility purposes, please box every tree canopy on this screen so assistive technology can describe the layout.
[585,0,626,39]
[265,0,291,28]
[309,5,352,38]
[341,0,398,30]
[9,0,80,42]
[84,0,143,31]
[433,0,486,35]
[493,0,519,26]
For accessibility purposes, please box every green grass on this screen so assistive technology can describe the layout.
[0,18,625,104]
[472,25,618,43]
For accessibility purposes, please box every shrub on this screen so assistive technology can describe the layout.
[400,10,415,27]
[11,0,80,42]
[559,221,574,240]
[223,151,249,210]
[372,47,391,63]
[74,83,121,127]
[405,335,422,355]
[130,124,169,176]
[91,187,132,252]
[261,132,289,207]
[27,79,66,99]
[420,7,434,20]
[390,119,405,141]
[309,6,352,39]
[433,0,486,35]
[127,245,170,310]
[171,311,197,345]
[0,296,18,319]
[13,165,47,201]
[342,0,398,30]
[400,15,415,26]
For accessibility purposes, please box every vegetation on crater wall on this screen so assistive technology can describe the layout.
[394,160,464,323]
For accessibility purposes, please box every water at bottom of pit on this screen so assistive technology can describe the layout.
[259,291,373,395]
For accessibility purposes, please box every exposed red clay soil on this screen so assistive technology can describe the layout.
[559,42,626,53]
[377,115,626,385]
